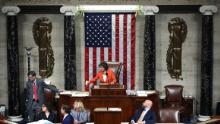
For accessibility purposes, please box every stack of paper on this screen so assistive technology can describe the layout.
[145,90,156,94]
[94,107,108,111]
[60,91,89,97]
[136,90,156,96]
[71,91,89,97]
[126,90,136,96]
[59,91,72,95]
[136,91,148,96]
[121,122,129,124]
[28,120,53,124]
[108,107,122,111]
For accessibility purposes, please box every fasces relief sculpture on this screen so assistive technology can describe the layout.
[166,17,187,80]
[33,17,55,78]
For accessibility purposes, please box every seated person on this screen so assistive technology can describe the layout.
[71,100,89,124]
[86,61,117,86]
[61,104,74,124]
[131,99,156,124]
[37,103,56,123]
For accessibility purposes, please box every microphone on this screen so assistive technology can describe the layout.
[105,72,109,84]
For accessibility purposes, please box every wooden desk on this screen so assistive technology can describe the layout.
[0,115,7,124]
[94,109,122,124]
[91,88,126,96]
[59,93,160,122]
[183,97,194,117]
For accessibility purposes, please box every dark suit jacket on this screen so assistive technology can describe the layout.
[37,111,56,123]
[131,107,156,124]
[62,114,74,124]
[26,78,58,109]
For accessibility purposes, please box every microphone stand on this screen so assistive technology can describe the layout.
[25,47,33,72]
[106,71,109,84]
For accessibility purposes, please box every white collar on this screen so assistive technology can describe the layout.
[33,79,37,84]
[63,114,68,120]
[144,107,150,111]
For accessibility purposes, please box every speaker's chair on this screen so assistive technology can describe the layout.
[106,62,123,83]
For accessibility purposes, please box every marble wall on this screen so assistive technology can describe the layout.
[213,2,220,114]
[0,9,7,106]
[0,0,220,114]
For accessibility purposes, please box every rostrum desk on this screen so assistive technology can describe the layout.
[59,87,160,123]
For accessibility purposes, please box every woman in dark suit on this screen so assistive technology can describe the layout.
[37,103,56,123]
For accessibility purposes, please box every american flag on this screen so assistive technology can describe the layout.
[84,13,136,90]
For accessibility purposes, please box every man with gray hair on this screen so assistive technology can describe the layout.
[131,99,156,124]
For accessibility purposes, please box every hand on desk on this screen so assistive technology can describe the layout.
[131,120,145,124]
[85,80,115,86]
[74,120,79,124]
[137,121,145,124]
[85,80,89,85]
[99,82,115,85]
[58,89,64,93]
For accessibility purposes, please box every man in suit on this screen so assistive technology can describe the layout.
[131,99,156,124]
[61,104,74,124]
[26,71,60,122]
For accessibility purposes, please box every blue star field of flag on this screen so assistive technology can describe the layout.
[85,13,112,47]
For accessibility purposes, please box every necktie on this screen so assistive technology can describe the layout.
[33,81,38,101]
[137,110,146,122]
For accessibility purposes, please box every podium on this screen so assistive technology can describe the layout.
[91,84,126,96]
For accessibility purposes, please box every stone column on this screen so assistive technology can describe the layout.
[199,5,217,116]
[141,6,159,90]
[60,6,77,90]
[2,6,20,115]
